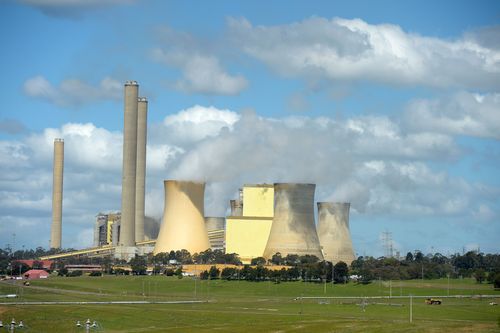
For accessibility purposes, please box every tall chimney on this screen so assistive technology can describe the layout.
[119,81,138,246]
[135,97,148,242]
[50,138,64,249]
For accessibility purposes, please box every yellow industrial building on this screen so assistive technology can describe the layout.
[226,184,274,264]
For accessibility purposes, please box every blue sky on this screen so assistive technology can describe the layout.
[0,0,499,256]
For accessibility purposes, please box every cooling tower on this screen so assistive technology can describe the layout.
[263,183,323,259]
[119,81,139,246]
[230,199,243,216]
[50,138,64,249]
[153,180,210,255]
[135,97,148,242]
[317,202,355,264]
[205,217,225,231]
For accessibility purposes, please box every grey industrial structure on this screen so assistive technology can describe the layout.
[205,217,226,251]
[263,183,324,260]
[317,202,356,264]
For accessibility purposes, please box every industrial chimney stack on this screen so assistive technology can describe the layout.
[119,81,139,247]
[135,97,148,242]
[50,138,64,249]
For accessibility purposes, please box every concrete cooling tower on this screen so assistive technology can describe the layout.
[50,138,64,249]
[317,202,355,264]
[153,180,210,255]
[263,183,323,260]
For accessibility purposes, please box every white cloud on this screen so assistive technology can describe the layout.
[23,76,122,107]
[404,92,500,139]
[228,17,500,90]
[161,105,240,143]
[0,104,498,250]
[17,0,137,18]
[153,50,248,95]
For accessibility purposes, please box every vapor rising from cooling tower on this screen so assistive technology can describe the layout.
[263,183,323,259]
[50,138,64,249]
[317,202,355,264]
[153,180,210,255]
[135,97,148,242]
[119,81,138,247]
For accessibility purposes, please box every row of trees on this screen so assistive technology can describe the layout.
[198,261,350,283]
[351,251,500,286]
[1,247,499,287]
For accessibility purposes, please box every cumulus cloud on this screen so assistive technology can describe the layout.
[23,76,122,107]
[0,119,26,135]
[404,92,500,139]
[1,104,498,250]
[227,17,500,90]
[17,0,137,18]
[151,27,248,95]
[152,49,248,95]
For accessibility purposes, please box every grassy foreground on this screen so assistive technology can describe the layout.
[0,276,499,332]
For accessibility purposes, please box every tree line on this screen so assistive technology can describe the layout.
[1,247,499,287]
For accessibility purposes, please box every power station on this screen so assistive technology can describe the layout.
[46,81,356,265]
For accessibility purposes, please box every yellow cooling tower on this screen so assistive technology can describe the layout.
[153,180,210,255]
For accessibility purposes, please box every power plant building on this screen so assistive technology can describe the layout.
[263,183,324,260]
[153,180,210,255]
[205,217,225,251]
[226,184,274,264]
[93,212,121,247]
[317,202,356,264]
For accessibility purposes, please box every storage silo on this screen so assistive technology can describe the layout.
[263,183,323,260]
[317,202,355,264]
[153,180,210,255]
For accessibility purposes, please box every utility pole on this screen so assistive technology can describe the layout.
[409,295,413,323]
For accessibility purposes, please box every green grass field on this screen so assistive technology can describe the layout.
[1,276,499,332]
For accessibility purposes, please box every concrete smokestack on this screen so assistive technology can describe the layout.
[153,180,210,255]
[119,81,138,246]
[50,138,64,249]
[317,202,355,264]
[263,183,323,260]
[135,97,148,242]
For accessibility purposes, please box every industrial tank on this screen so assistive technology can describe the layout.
[153,180,210,255]
[317,202,355,264]
[263,183,323,259]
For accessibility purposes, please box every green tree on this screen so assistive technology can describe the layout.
[209,266,220,279]
[129,255,147,275]
[474,268,486,283]
[333,261,349,283]
[251,257,266,266]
